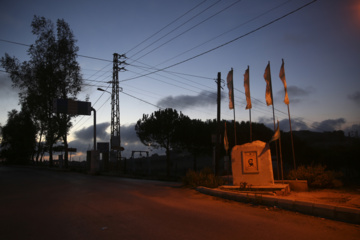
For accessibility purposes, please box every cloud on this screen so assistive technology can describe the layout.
[258,116,311,132]
[258,117,346,132]
[277,86,315,104]
[311,118,346,132]
[74,122,110,143]
[0,74,19,97]
[347,91,360,106]
[344,124,360,137]
[157,91,220,109]
[70,122,157,158]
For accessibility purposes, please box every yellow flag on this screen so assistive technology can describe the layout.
[243,66,252,109]
[224,122,229,153]
[264,62,273,106]
[269,120,280,143]
[279,59,290,105]
[227,69,234,109]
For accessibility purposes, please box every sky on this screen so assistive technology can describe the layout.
[1,0,360,160]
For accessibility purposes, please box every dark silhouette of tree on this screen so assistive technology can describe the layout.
[1,16,82,167]
[1,109,37,164]
[135,108,190,177]
[177,119,214,171]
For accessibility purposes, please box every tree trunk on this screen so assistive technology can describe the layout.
[35,128,44,164]
[166,148,171,177]
[64,133,68,168]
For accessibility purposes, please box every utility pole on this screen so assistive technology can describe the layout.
[111,53,126,159]
[215,72,221,176]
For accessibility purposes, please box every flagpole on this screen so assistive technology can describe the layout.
[278,121,284,182]
[268,61,280,180]
[230,68,237,145]
[233,107,237,145]
[288,104,296,170]
[249,109,252,142]
[244,65,252,143]
[280,58,296,171]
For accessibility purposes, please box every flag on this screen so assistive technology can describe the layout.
[269,120,280,143]
[243,66,252,109]
[224,122,229,153]
[264,62,273,106]
[279,59,290,105]
[227,69,234,109]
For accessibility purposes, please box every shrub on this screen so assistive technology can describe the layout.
[182,168,225,188]
[287,165,343,188]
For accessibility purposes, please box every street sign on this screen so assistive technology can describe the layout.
[53,99,91,115]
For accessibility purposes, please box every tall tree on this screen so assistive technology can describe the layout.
[135,108,190,177]
[1,16,82,167]
[0,109,37,164]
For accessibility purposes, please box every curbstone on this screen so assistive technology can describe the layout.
[196,186,360,224]
[335,206,360,224]
[276,198,295,211]
[313,203,335,219]
[294,200,314,215]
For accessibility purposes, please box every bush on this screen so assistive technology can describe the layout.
[288,165,343,188]
[182,168,225,188]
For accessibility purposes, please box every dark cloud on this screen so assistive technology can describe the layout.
[344,124,360,137]
[258,116,346,132]
[157,91,220,109]
[71,122,156,158]
[0,74,19,98]
[276,86,315,104]
[121,123,140,144]
[311,118,346,132]
[347,91,360,106]
[258,116,310,132]
[74,122,110,143]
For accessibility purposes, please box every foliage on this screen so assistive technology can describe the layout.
[135,108,191,176]
[182,168,225,188]
[0,109,37,164]
[0,16,82,167]
[287,165,343,188]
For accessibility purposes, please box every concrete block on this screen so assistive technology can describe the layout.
[313,203,335,219]
[335,206,360,224]
[277,198,295,210]
[294,200,314,215]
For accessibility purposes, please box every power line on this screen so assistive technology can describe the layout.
[120,0,318,83]
[125,0,208,55]
[121,91,163,110]
[132,0,242,62]
[153,0,292,68]
[129,0,221,60]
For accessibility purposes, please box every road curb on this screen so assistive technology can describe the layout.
[196,186,360,224]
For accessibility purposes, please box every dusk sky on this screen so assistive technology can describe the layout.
[1,0,359,159]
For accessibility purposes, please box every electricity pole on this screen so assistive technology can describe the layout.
[215,72,221,176]
[111,53,126,159]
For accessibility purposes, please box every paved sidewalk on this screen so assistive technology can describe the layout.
[196,186,360,224]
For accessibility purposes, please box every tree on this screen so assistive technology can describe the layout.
[1,16,83,167]
[0,109,37,164]
[176,119,214,171]
[135,108,190,177]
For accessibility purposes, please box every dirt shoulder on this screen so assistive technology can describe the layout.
[278,188,360,209]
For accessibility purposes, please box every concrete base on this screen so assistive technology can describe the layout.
[275,180,308,192]
[221,183,290,196]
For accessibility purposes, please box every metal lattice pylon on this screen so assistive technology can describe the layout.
[111,53,126,150]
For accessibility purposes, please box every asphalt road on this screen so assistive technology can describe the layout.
[1,167,359,240]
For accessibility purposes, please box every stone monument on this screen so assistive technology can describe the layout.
[231,140,274,186]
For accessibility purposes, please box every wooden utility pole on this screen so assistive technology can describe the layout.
[215,72,221,176]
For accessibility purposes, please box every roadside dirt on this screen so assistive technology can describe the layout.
[278,188,360,209]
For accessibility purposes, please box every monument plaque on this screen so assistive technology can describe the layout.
[242,151,258,174]
[231,140,274,186]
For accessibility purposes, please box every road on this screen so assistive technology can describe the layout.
[0,167,359,240]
